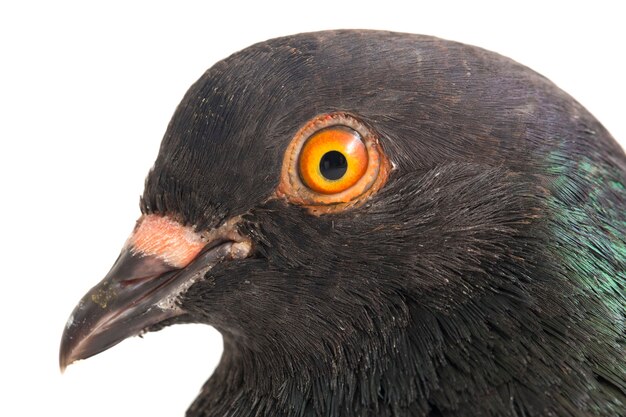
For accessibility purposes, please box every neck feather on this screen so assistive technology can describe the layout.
[186,298,623,417]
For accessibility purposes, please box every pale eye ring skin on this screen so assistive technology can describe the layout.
[276,112,391,214]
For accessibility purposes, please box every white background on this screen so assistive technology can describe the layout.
[1,1,624,416]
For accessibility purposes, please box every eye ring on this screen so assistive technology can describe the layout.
[276,112,391,214]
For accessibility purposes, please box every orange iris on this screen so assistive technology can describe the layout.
[277,112,391,214]
[298,127,368,194]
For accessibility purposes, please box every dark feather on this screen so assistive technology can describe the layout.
[135,31,626,416]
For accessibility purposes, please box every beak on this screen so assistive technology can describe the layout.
[59,215,249,371]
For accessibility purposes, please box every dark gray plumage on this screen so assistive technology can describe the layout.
[61,31,626,417]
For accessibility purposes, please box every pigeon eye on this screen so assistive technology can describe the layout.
[277,112,391,213]
[298,126,368,194]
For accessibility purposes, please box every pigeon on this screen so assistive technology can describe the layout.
[60,30,626,417]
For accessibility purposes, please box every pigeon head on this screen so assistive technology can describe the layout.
[60,31,626,417]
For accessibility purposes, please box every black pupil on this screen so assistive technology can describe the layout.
[319,150,348,180]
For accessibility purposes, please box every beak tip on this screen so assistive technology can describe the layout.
[59,358,78,374]
[59,336,73,374]
[59,320,82,374]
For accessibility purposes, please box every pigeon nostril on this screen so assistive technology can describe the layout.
[129,215,206,268]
